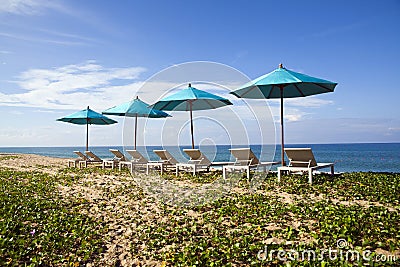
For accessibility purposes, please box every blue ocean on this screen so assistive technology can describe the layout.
[0,143,399,173]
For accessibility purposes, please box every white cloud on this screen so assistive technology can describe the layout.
[284,113,305,122]
[254,95,334,123]
[264,105,308,123]
[286,97,333,107]
[0,61,146,110]
[268,96,333,108]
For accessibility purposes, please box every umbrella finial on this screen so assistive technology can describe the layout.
[87,106,90,109]
[279,63,283,69]
[136,96,139,99]
[188,83,191,87]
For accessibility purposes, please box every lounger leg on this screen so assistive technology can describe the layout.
[247,167,250,180]
[223,167,226,179]
[308,169,313,184]
[146,165,150,175]
[160,165,163,175]
[278,168,281,183]
[330,165,334,176]
[193,165,196,176]
[176,165,179,176]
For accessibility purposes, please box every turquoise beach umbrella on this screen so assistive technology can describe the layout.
[102,96,171,149]
[149,84,232,149]
[57,106,117,151]
[230,64,337,165]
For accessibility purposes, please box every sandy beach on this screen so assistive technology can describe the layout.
[1,153,399,266]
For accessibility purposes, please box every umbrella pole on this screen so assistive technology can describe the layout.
[134,113,138,150]
[86,122,89,152]
[280,87,285,166]
[189,101,194,149]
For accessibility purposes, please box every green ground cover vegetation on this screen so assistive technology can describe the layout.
[1,163,399,266]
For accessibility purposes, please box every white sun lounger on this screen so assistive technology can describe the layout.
[79,151,103,168]
[147,150,178,175]
[175,149,211,176]
[223,148,279,180]
[102,149,127,169]
[119,150,149,172]
[68,151,89,167]
[277,148,335,184]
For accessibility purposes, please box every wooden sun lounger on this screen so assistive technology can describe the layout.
[223,148,279,180]
[102,149,127,169]
[146,150,178,175]
[175,149,211,176]
[68,151,88,167]
[79,151,103,168]
[119,150,149,172]
[277,148,335,184]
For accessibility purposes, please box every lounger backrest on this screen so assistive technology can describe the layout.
[183,149,211,165]
[229,148,259,166]
[85,151,102,161]
[154,150,178,164]
[109,149,127,161]
[126,150,148,163]
[74,151,88,160]
[284,148,317,167]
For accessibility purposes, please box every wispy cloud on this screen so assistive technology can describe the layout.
[283,118,400,144]
[0,1,111,46]
[36,28,103,44]
[285,97,333,107]
[0,31,92,46]
[311,22,367,38]
[0,61,146,110]
[0,0,62,15]
[267,96,333,108]
[237,95,333,123]
[231,50,249,65]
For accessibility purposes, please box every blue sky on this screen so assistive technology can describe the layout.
[0,0,399,147]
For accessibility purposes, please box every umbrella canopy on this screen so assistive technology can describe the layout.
[57,106,117,151]
[102,96,171,149]
[230,64,337,165]
[149,84,232,148]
